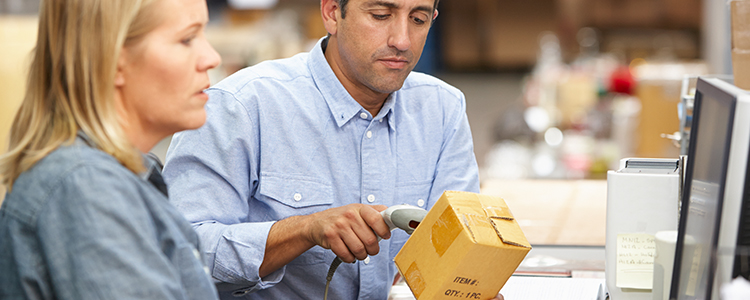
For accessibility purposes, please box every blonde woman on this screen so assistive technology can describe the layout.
[0,0,221,299]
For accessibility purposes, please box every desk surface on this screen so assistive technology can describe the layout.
[480,179,608,246]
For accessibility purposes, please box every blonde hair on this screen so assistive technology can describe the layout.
[0,0,161,190]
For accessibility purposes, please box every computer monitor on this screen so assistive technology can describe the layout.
[669,77,750,300]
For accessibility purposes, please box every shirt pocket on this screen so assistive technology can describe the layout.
[395,180,432,207]
[258,175,334,266]
[257,174,334,213]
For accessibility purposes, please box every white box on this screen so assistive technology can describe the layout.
[605,158,681,300]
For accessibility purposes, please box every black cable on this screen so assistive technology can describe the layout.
[324,257,343,300]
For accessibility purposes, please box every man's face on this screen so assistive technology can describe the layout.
[326,0,435,96]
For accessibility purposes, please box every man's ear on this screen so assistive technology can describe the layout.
[433,9,438,20]
[321,0,340,36]
[114,47,128,87]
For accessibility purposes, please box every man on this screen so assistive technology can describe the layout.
[163,0,484,298]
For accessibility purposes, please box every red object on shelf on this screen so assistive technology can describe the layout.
[609,66,635,95]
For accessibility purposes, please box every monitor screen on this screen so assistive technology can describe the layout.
[670,78,736,300]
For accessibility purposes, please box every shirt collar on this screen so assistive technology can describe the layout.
[75,131,168,196]
[308,37,397,130]
[377,94,397,131]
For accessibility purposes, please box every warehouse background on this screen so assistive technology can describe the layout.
[0,0,735,200]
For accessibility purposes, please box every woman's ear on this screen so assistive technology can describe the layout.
[321,0,340,36]
[114,48,128,87]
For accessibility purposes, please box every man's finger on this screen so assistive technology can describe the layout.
[328,236,355,263]
[361,205,391,240]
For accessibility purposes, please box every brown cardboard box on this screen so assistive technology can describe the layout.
[441,0,556,70]
[440,0,482,70]
[394,191,531,300]
[732,0,750,50]
[631,62,707,158]
[483,0,557,69]
[732,1,750,89]
[589,0,661,28]
[732,49,750,90]
[634,80,682,158]
[662,0,701,28]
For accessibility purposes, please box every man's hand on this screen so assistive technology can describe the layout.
[305,204,391,263]
[493,294,504,300]
[259,204,392,277]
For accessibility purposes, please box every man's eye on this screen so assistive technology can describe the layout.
[373,14,389,20]
[412,16,426,25]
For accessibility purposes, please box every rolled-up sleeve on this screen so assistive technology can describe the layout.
[163,88,284,292]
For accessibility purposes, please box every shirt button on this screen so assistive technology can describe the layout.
[366,131,372,138]
[364,256,371,264]
[360,112,368,119]
[379,119,383,123]
[417,199,425,207]
[293,193,302,201]
[367,194,375,202]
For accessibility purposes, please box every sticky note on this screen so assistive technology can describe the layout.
[616,233,655,289]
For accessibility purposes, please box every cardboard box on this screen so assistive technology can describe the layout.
[732,1,750,89]
[732,0,750,50]
[394,191,531,300]
[634,80,682,159]
[589,0,661,28]
[483,0,557,69]
[662,0,701,29]
[440,0,482,70]
[733,49,750,90]
[441,0,556,70]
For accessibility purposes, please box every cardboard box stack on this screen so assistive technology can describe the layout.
[394,191,531,300]
[732,0,750,90]
[440,0,556,70]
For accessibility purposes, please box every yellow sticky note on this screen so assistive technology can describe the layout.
[616,233,655,289]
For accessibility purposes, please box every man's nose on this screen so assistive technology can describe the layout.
[387,17,411,52]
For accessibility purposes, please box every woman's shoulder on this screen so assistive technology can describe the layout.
[25,140,130,187]
[3,141,144,225]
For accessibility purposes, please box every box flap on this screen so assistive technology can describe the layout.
[490,217,532,248]
[455,192,531,248]
[477,193,515,220]
[483,206,514,220]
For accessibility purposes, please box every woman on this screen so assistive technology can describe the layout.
[0,0,221,299]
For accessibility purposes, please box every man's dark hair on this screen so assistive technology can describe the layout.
[337,0,440,18]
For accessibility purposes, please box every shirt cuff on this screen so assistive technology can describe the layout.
[211,221,283,289]
[217,265,285,297]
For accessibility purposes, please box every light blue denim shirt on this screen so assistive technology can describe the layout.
[0,133,218,300]
[163,37,480,299]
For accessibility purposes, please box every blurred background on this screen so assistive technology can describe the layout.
[0,0,731,185]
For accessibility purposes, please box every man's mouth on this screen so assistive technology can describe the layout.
[379,57,409,69]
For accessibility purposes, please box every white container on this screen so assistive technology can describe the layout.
[652,231,679,300]
[605,158,681,300]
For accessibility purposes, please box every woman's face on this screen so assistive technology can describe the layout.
[116,0,220,152]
